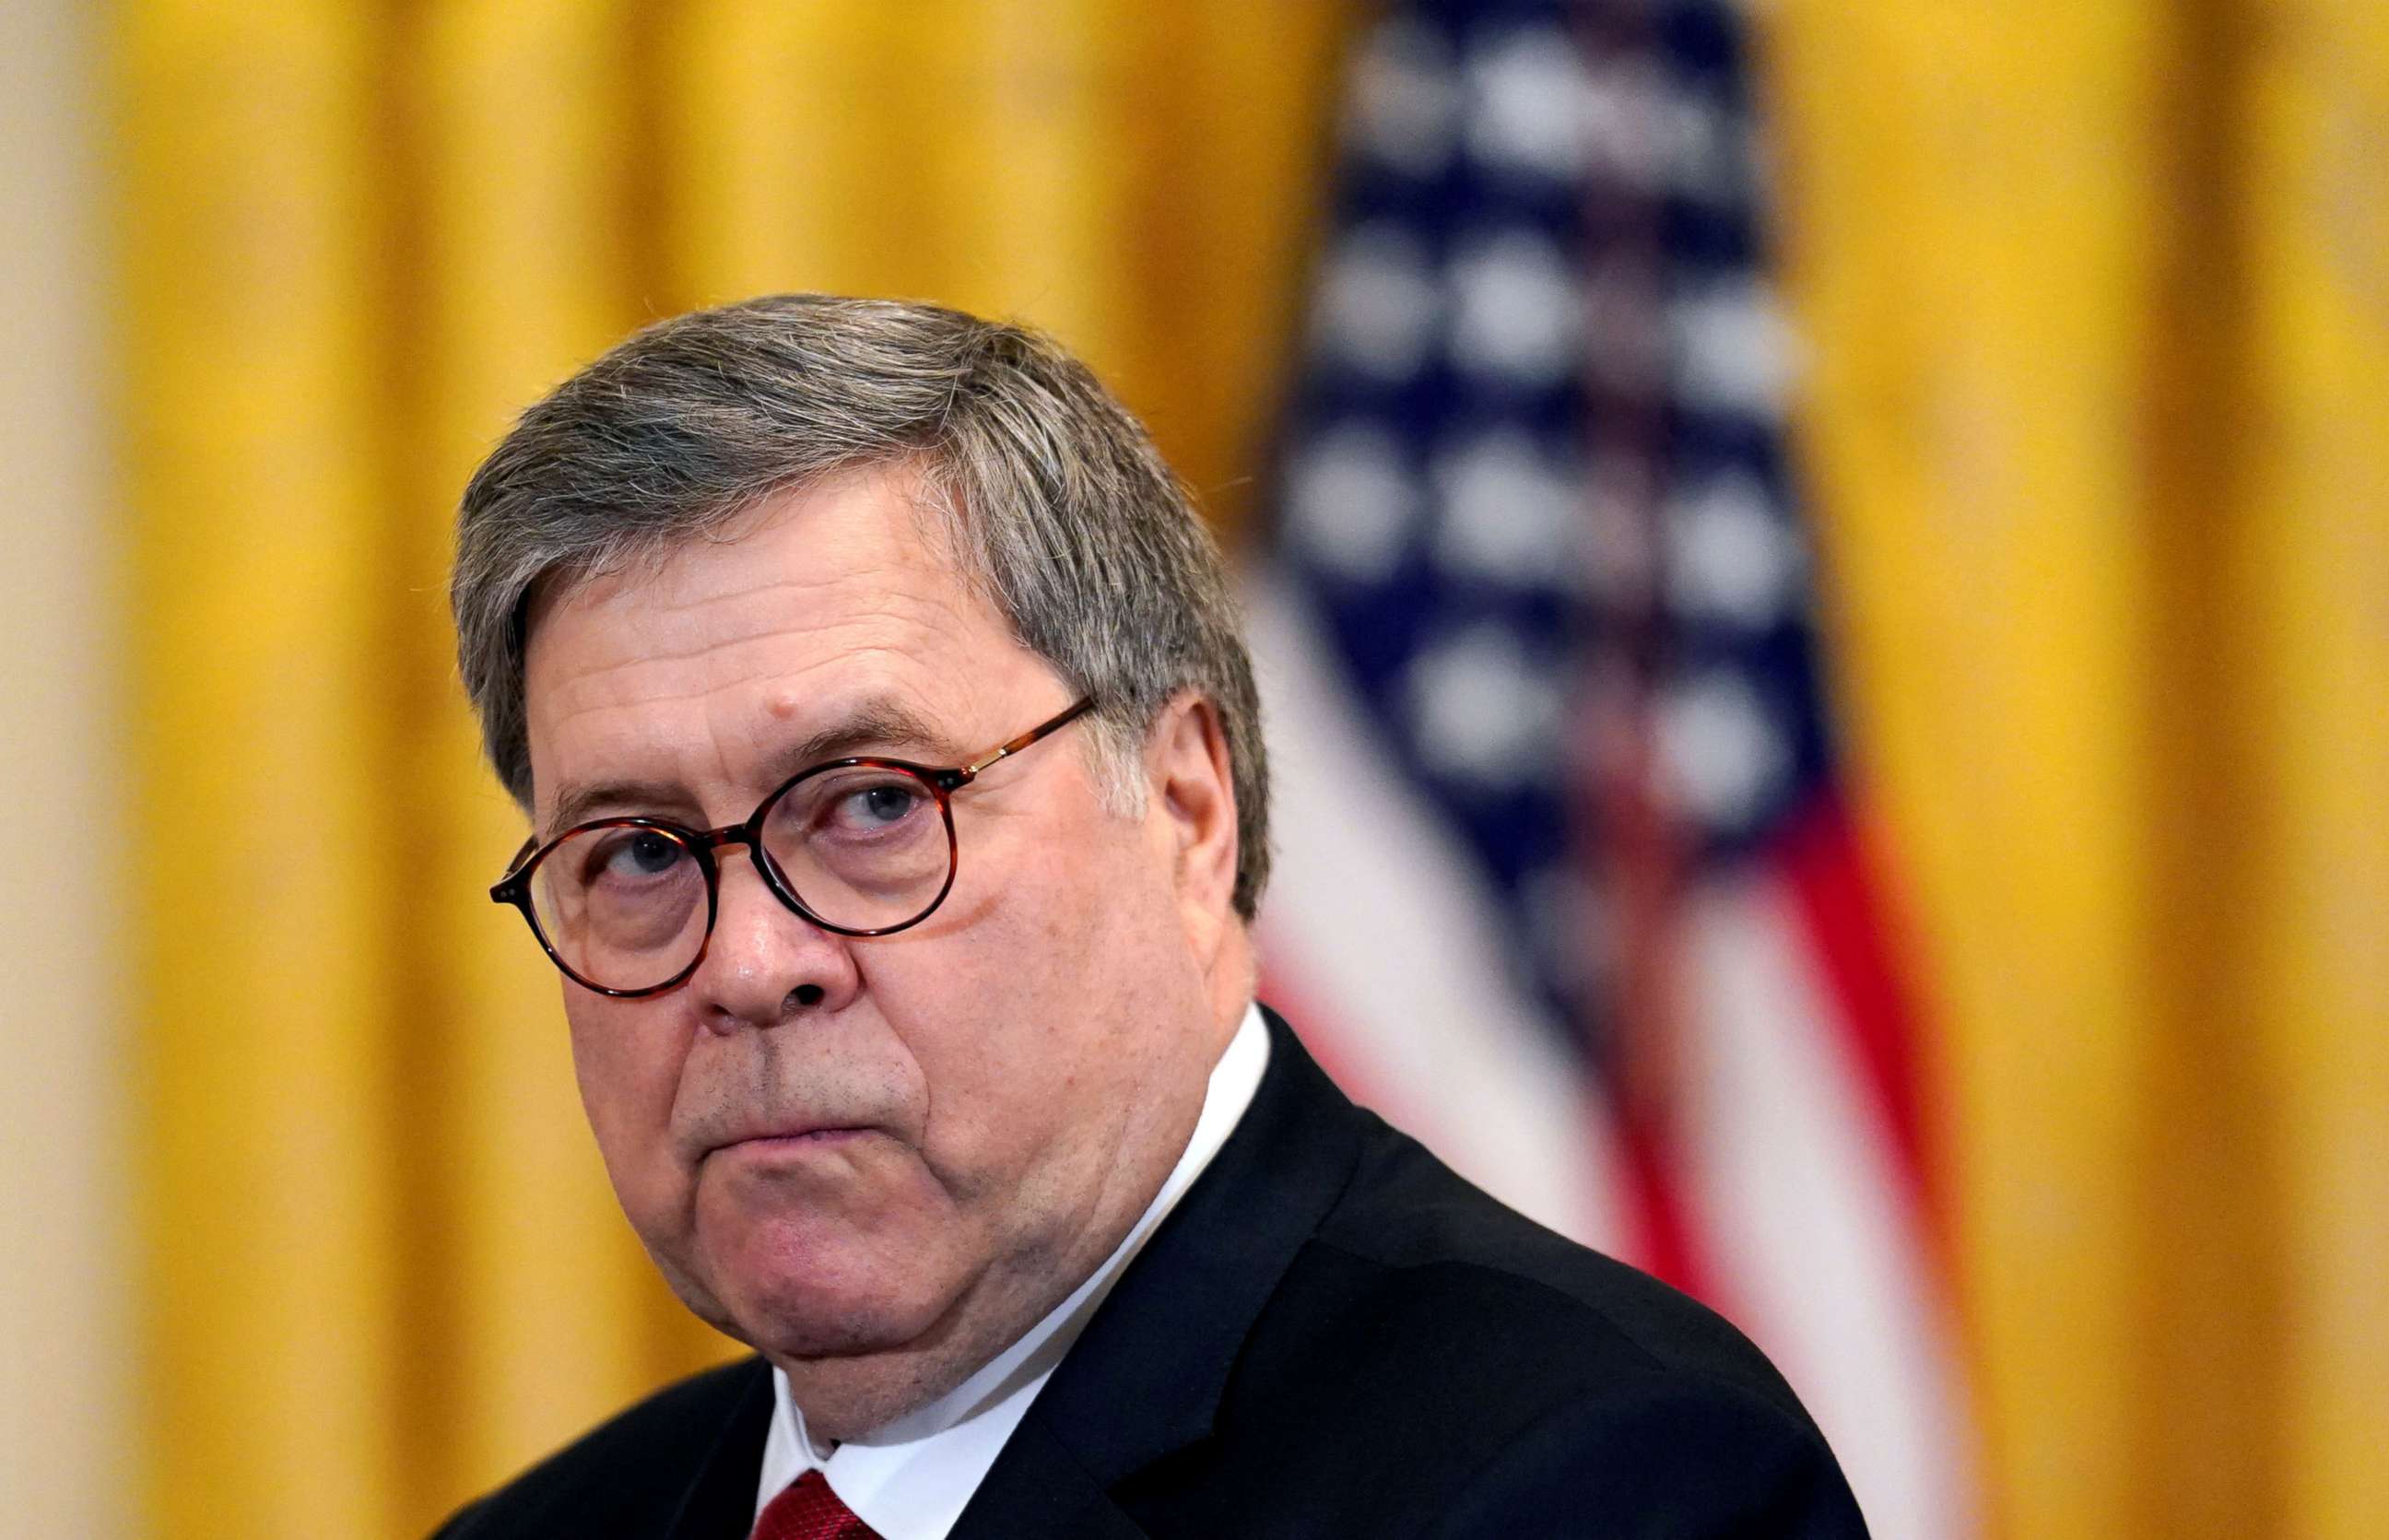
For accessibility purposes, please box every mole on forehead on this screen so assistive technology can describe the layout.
[769,695,959,761]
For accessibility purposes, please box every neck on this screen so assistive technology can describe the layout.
[1206,924,1257,1053]
[770,1256,1075,1443]
[775,997,1253,1442]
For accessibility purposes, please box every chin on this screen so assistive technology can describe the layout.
[731,1275,954,1360]
[681,1216,963,1361]
[662,1136,971,1354]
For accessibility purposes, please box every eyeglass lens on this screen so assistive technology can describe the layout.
[526,762,952,993]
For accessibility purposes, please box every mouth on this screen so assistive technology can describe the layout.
[707,1125,875,1161]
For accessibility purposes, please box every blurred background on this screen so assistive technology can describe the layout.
[4,1,2383,1535]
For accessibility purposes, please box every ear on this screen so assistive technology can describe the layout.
[1145,689,1240,963]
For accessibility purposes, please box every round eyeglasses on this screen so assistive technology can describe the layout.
[490,698,1098,997]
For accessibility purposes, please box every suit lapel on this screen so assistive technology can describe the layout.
[951,1008,1365,1537]
[663,1358,776,1540]
[940,1417,1151,1540]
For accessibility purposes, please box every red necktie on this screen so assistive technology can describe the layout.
[751,1469,881,1540]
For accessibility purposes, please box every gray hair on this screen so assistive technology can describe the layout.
[452,293,1270,918]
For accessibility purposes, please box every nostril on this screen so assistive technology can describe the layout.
[788,983,826,1009]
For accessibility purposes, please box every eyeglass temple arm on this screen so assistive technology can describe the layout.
[957,697,1098,782]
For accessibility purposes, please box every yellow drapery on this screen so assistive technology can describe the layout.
[118,4,1352,1534]
[1768,1,2388,1535]
[115,2,2384,1537]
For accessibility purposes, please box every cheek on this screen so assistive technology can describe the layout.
[900,831,1193,1174]
[565,998,693,1210]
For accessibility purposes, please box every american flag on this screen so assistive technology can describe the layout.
[1244,2,1973,1532]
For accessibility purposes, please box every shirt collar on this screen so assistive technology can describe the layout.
[754,1002,1272,1539]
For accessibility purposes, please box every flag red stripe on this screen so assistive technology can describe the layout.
[1613,1105,1713,1303]
[1771,791,1937,1229]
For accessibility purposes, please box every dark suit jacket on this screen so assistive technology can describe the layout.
[435,1007,1868,1538]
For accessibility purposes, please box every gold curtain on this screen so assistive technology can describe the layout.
[1767,2,2388,1537]
[116,4,1353,1535]
[116,2,2387,1538]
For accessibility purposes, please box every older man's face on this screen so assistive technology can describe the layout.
[520,470,1230,1379]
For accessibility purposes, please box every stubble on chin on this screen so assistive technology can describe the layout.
[627,1181,1004,1439]
[755,1243,1065,1442]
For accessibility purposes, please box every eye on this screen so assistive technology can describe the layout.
[838,780,927,830]
[589,828,688,883]
[770,766,941,852]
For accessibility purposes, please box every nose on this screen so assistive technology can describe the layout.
[688,847,862,1032]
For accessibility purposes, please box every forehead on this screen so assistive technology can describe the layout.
[520,470,1034,804]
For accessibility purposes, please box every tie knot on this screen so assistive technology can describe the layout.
[751,1469,880,1540]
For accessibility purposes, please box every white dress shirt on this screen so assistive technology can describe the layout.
[751,1004,1272,1539]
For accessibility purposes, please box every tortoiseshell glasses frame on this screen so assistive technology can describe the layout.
[490,697,1099,998]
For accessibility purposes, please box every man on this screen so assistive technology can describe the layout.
[437,295,1867,1539]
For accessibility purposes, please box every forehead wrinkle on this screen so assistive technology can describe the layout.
[542,570,979,721]
[560,566,886,665]
[543,617,931,720]
[540,687,973,840]
[536,639,978,823]
[525,470,1040,828]
[540,478,996,682]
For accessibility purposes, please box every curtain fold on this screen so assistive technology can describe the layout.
[118,5,1352,1534]
[1765,2,2388,1535]
[116,2,2383,1536]
[123,5,413,1535]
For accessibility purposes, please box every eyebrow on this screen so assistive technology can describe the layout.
[541,696,960,839]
